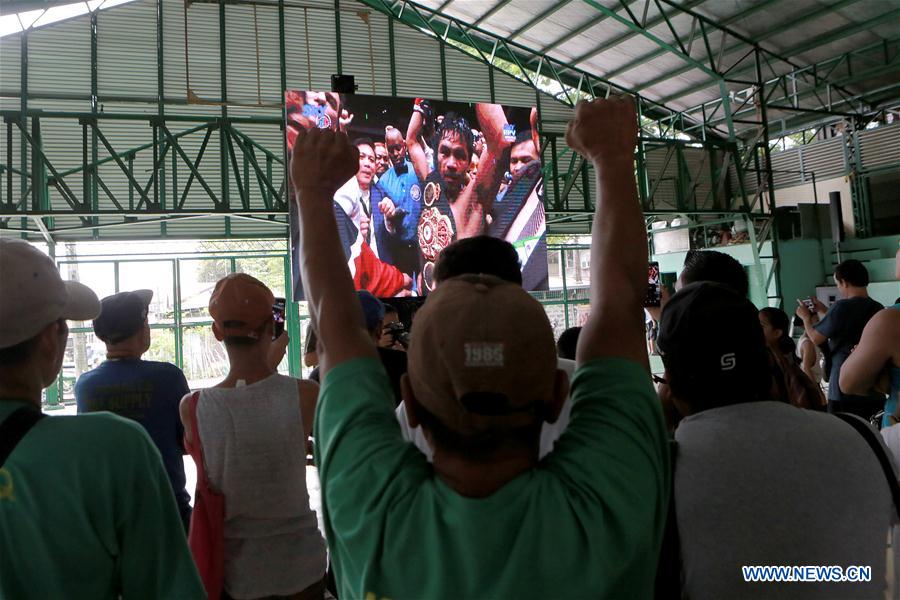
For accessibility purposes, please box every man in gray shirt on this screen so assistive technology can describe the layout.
[657,282,896,600]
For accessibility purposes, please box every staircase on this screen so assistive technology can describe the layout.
[820,237,900,306]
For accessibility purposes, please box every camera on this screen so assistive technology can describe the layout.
[383,321,410,349]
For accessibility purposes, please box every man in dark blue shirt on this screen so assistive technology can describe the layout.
[796,259,884,418]
[75,290,192,530]
[376,126,424,277]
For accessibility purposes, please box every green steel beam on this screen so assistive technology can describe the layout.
[538,0,640,53]
[656,6,898,106]
[219,0,230,224]
[507,0,574,41]
[637,0,865,95]
[681,39,900,131]
[575,0,719,79]
[356,0,702,135]
[602,0,781,80]
[765,82,900,137]
[334,0,342,72]
[700,48,900,128]
[0,110,282,124]
[571,0,707,67]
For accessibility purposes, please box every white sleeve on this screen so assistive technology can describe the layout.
[395,401,434,462]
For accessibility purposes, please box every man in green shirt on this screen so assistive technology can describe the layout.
[0,238,203,599]
[293,96,669,599]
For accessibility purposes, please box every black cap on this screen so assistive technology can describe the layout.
[93,290,152,344]
[657,282,770,400]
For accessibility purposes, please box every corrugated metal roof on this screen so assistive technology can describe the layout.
[1,0,897,242]
[408,0,900,137]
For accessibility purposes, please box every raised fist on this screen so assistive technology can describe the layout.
[378,198,398,219]
[565,95,638,163]
[339,109,354,132]
[290,128,359,196]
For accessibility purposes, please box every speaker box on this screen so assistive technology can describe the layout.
[829,191,844,242]
[774,206,800,239]
[798,203,832,239]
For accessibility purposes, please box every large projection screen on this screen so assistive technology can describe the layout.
[286,91,548,300]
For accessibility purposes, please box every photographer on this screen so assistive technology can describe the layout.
[378,304,408,351]
[310,293,407,406]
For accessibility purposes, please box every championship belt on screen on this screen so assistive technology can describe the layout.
[418,182,454,291]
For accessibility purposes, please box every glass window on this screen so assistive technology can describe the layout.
[182,324,228,389]
[180,258,228,324]
[59,261,116,330]
[542,303,568,341]
[236,256,288,298]
[146,326,177,365]
[119,260,176,324]
[54,327,106,405]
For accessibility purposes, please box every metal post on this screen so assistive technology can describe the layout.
[388,17,397,96]
[20,32,28,235]
[334,0,343,73]
[560,248,569,329]
[636,103,650,206]
[278,2,286,98]
[90,11,99,231]
[124,153,133,210]
[718,80,737,142]
[157,0,167,236]
[219,0,231,236]
[439,41,448,101]
[550,136,560,210]
[488,61,495,104]
[174,258,183,368]
[755,47,782,306]
[31,118,42,212]
[47,241,61,407]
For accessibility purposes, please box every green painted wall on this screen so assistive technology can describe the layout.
[651,242,775,309]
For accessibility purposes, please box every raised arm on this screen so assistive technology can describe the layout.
[799,338,818,383]
[840,308,900,395]
[453,103,512,237]
[567,96,648,369]
[406,99,431,182]
[796,300,827,346]
[291,129,378,377]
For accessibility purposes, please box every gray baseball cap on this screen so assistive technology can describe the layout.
[0,238,100,349]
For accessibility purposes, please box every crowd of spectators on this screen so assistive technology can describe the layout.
[1,96,898,599]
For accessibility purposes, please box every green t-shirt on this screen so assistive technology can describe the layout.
[314,357,670,599]
[0,401,204,599]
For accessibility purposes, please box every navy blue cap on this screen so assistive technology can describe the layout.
[356,290,385,333]
[93,289,152,344]
[657,282,770,397]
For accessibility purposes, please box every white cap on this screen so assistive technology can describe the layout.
[0,238,101,349]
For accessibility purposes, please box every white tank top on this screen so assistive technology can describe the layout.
[197,374,326,598]
[796,336,824,384]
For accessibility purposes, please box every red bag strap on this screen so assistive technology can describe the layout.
[187,390,216,495]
